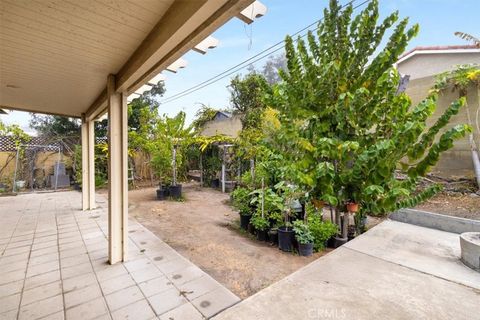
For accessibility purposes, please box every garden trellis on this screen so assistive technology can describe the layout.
[12,143,62,192]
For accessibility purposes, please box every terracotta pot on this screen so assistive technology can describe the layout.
[346,202,359,213]
[311,199,326,209]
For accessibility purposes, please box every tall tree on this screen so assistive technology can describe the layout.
[229,73,269,129]
[266,0,471,215]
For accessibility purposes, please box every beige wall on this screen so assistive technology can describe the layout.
[406,77,479,177]
[397,52,480,80]
[201,115,243,138]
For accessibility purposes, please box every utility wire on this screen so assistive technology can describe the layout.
[160,0,371,105]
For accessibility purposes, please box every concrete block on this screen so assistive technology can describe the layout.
[390,208,480,233]
[460,232,480,271]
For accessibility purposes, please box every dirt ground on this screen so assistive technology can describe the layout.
[414,192,480,220]
[125,182,479,298]
[128,183,330,299]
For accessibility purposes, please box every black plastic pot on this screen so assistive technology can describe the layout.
[211,179,220,189]
[169,184,182,199]
[333,235,348,248]
[256,229,268,242]
[240,214,251,230]
[278,226,294,252]
[268,229,278,244]
[298,242,313,256]
[156,189,166,200]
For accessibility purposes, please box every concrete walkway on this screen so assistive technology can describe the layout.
[214,220,480,320]
[0,191,239,320]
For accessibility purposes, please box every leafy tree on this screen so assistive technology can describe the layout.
[229,73,269,129]
[266,0,471,216]
[261,54,287,85]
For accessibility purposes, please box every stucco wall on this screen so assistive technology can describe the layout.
[397,52,480,80]
[405,76,479,177]
[201,115,242,138]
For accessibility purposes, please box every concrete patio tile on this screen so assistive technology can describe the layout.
[179,275,223,301]
[0,309,18,320]
[10,234,34,243]
[6,239,33,249]
[99,274,136,295]
[158,302,204,320]
[60,246,88,259]
[29,252,59,266]
[0,293,21,313]
[58,236,83,246]
[24,270,60,290]
[95,264,128,282]
[192,287,240,318]
[110,299,155,320]
[148,287,187,316]
[64,283,102,309]
[65,296,109,320]
[0,252,29,265]
[33,235,57,244]
[21,281,62,306]
[41,311,64,320]
[105,285,144,311]
[26,260,59,278]
[30,245,58,257]
[2,259,28,273]
[58,241,85,252]
[18,294,63,320]
[0,269,26,286]
[130,265,162,283]
[61,253,90,268]
[62,272,97,293]
[0,280,24,298]
[88,249,109,261]
[31,240,58,252]
[167,265,204,286]
[154,257,192,275]
[3,245,31,256]
[61,262,93,280]
[123,258,154,273]
[138,276,173,298]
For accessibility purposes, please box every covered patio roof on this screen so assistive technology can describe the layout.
[0,0,265,119]
[0,0,267,265]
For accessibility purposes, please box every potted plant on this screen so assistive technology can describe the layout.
[251,213,269,241]
[293,220,314,256]
[231,187,253,230]
[346,201,359,213]
[307,213,338,251]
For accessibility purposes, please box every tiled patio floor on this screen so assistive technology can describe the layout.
[0,191,240,320]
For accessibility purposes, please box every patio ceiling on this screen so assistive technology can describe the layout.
[0,0,256,118]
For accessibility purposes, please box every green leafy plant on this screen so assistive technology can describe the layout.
[231,187,252,216]
[292,220,314,245]
[265,0,471,218]
[250,213,270,231]
[307,214,338,251]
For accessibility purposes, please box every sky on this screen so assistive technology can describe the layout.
[1,0,479,134]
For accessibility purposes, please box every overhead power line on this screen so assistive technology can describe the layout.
[160,0,371,106]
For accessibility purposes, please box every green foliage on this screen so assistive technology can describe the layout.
[250,213,270,231]
[264,0,470,215]
[230,73,269,129]
[307,214,338,251]
[430,64,480,97]
[231,187,252,215]
[191,104,219,133]
[292,220,315,245]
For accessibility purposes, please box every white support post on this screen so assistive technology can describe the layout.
[81,115,95,210]
[221,146,226,193]
[107,74,128,264]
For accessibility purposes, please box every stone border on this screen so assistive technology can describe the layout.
[389,209,480,234]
